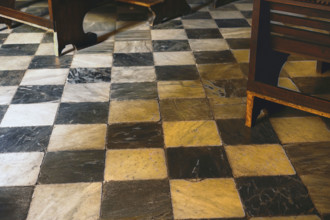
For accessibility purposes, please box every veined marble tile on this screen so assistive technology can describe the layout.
[270,117,330,144]
[0,70,25,86]
[152,19,183,29]
[163,121,221,147]
[158,80,206,99]
[170,179,245,219]
[108,100,160,124]
[3,33,44,44]
[232,49,250,63]
[182,19,218,29]
[220,27,251,39]
[225,144,295,177]
[189,39,229,51]
[151,29,187,40]
[27,183,102,220]
[0,86,17,105]
[35,43,56,56]
[21,69,69,85]
[77,41,114,54]
[278,77,299,92]
[1,103,58,127]
[104,148,167,181]
[210,11,244,19]
[111,66,156,83]
[198,63,245,80]
[210,98,246,119]
[61,83,110,102]
[116,21,151,31]
[48,124,107,151]
[154,52,195,66]
[115,30,151,41]
[114,40,152,53]
[251,216,320,220]
[71,54,112,68]
[0,56,32,70]
[0,152,43,186]
[67,68,111,84]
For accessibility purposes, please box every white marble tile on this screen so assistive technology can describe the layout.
[153,52,195,66]
[182,20,218,29]
[4,33,44,44]
[35,43,56,56]
[27,183,102,220]
[0,152,44,186]
[111,66,156,83]
[220,28,251,39]
[0,86,17,105]
[71,54,113,68]
[210,11,244,19]
[151,30,187,40]
[116,21,151,31]
[0,56,32,70]
[61,83,110,102]
[114,40,152,53]
[48,124,107,151]
[0,103,59,127]
[189,39,229,51]
[20,69,69,85]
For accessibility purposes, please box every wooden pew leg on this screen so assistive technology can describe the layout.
[0,0,15,28]
[150,0,191,25]
[50,0,98,56]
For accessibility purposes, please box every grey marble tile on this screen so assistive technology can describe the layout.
[0,44,39,56]
[215,18,250,28]
[0,126,52,153]
[185,28,222,39]
[115,30,151,41]
[152,40,191,52]
[110,82,157,100]
[152,20,183,29]
[11,85,63,104]
[155,65,199,81]
[0,105,7,124]
[111,66,156,83]
[194,50,236,64]
[28,56,73,69]
[77,41,114,54]
[113,53,154,66]
[38,151,105,184]
[67,68,111,84]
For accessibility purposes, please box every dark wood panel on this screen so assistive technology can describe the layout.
[266,0,330,11]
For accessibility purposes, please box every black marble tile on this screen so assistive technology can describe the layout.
[194,50,236,64]
[0,126,52,153]
[182,11,212,19]
[107,122,164,149]
[241,11,253,18]
[101,180,173,220]
[203,78,247,97]
[110,82,157,100]
[0,44,39,56]
[11,85,63,104]
[113,53,154,66]
[41,32,54,43]
[28,55,73,69]
[216,119,280,145]
[167,146,232,179]
[185,28,223,39]
[117,13,148,21]
[38,150,105,184]
[152,20,183,29]
[236,176,317,217]
[155,65,199,80]
[0,105,7,123]
[0,186,34,220]
[152,40,191,52]
[215,19,250,28]
[55,102,109,124]
[292,77,330,95]
[226,38,250,49]
[12,24,45,33]
[67,68,111,84]
[0,70,25,86]
[0,34,8,44]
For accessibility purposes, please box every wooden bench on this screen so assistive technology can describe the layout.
[0,0,191,55]
[246,0,330,127]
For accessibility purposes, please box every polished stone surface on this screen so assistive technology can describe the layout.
[203,78,247,98]
[194,50,236,64]
[67,68,111,84]
[62,83,110,102]
[158,80,205,99]
[198,63,245,80]
[154,51,195,66]
[153,40,191,52]
[210,97,246,119]
[11,85,63,104]
[155,65,199,80]
[113,53,154,66]
[28,56,73,69]
[21,69,69,85]
[0,70,25,86]
[111,66,155,83]
[110,82,157,100]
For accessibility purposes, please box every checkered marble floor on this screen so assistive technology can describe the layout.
[0,0,330,219]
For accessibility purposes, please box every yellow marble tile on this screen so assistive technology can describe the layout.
[158,81,206,99]
[104,148,167,181]
[210,98,246,119]
[283,61,330,77]
[225,144,296,177]
[170,179,245,219]
[232,50,250,63]
[163,121,222,147]
[270,117,330,144]
[108,100,160,124]
[300,175,330,215]
[278,77,300,92]
[197,63,245,80]
[250,216,321,220]
[48,124,106,151]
